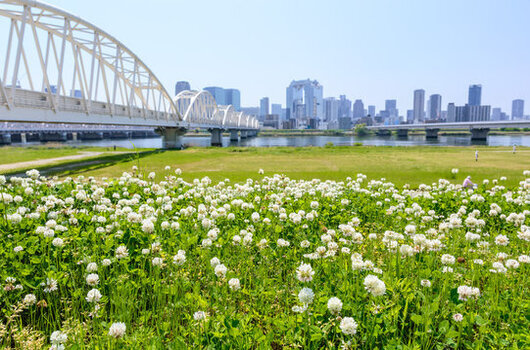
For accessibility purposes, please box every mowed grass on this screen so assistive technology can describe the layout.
[46,145,530,187]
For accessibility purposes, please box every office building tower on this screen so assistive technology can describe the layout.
[512,99,524,119]
[429,94,442,120]
[204,86,226,105]
[468,84,482,106]
[338,95,351,119]
[271,104,282,119]
[385,99,398,118]
[323,97,340,122]
[286,79,324,120]
[175,81,191,96]
[413,89,425,123]
[491,108,502,121]
[353,99,364,119]
[455,105,490,122]
[225,89,241,111]
[406,110,414,123]
[447,103,456,122]
[260,97,270,119]
[368,105,376,117]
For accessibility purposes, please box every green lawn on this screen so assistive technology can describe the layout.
[0,146,82,164]
[18,145,528,187]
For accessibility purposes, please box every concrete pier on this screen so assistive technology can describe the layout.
[156,127,186,149]
[210,128,223,146]
[425,128,440,139]
[230,129,239,142]
[470,128,489,141]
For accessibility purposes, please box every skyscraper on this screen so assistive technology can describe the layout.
[285,79,324,120]
[352,100,365,119]
[225,89,241,111]
[271,103,282,118]
[323,97,339,122]
[447,103,456,122]
[385,99,398,119]
[175,81,190,96]
[338,95,351,119]
[413,89,425,123]
[429,94,442,120]
[204,86,225,105]
[468,84,482,106]
[260,97,270,120]
[512,99,524,119]
[368,105,376,117]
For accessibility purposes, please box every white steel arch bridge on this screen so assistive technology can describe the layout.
[0,0,259,148]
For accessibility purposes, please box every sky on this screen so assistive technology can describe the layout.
[46,0,530,114]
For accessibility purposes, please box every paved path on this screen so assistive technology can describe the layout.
[0,151,123,172]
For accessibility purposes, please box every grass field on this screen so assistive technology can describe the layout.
[16,145,527,187]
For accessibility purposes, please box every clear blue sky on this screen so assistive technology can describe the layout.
[49,0,530,114]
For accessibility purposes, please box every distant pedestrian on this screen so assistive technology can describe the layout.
[114,145,116,151]
[475,150,479,162]
[513,144,516,154]
[463,176,475,189]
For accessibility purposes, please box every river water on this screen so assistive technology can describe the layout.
[6,134,530,149]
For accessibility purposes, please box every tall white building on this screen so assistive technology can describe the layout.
[413,89,425,123]
[286,79,324,121]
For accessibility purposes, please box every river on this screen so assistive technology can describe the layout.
[5,134,530,149]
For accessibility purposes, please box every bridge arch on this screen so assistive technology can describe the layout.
[174,90,217,125]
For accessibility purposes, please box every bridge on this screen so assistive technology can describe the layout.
[368,120,530,140]
[0,0,259,148]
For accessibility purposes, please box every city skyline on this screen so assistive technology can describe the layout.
[27,0,530,114]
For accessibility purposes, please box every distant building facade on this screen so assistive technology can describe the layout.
[260,97,270,120]
[353,99,364,119]
[512,99,524,119]
[286,79,323,121]
[447,103,456,122]
[413,89,425,123]
[429,94,442,120]
[225,89,241,111]
[468,84,482,106]
[455,104,490,122]
[175,81,191,96]
[204,86,226,105]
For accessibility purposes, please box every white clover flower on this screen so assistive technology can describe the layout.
[300,240,310,248]
[292,304,308,313]
[214,264,227,278]
[494,234,509,246]
[101,259,112,266]
[228,278,241,291]
[86,262,98,272]
[296,262,315,282]
[457,285,480,301]
[108,322,126,338]
[258,168,264,174]
[173,251,186,265]
[23,293,37,305]
[86,288,102,303]
[327,297,342,315]
[141,219,155,234]
[14,246,23,253]
[277,238,290,247]
[298,287,314,304]
[363,275,386,296]
[115,245,129,259]
[441,254,456,265]
[142,248,150,255]
[43,278,58,293]
[193,311,208,321]
[50,330,67,345]
[421,279,431,288]
[152,257,164,267]
[453,313,463,322]
[86,273,99,286]
[340,317,358,335]
[210,257,220,268]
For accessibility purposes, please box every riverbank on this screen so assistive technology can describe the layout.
[2,145,528,187]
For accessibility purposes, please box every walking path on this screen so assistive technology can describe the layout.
[0,151,128,172]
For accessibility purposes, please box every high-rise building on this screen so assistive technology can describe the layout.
[491,108,502,121]
[353,100,365,119]
[323,97,340,122]
[447,103,456,122]
[468,84,482,106]
[286,79,324,120]
[240,106,259,117]
[175,81,191,96]
[406,110,414,123]
[338,95,351,119]
[368,105,376,117]
[455,104,490,122]
[271,104,282,119]
[225,89,241,111]
[260,97,270,120]
[385,99,398,119]
[512,99,524,119]
[204,86,225,105]
[413,89,425,123]
[429,94,442,120]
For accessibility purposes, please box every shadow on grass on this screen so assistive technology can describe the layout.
[5,150,163,178]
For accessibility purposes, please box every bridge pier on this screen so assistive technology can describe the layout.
[40,132,67,142]
[396,129,408,138]
[376,129,391,137]
[230,129,239,142]
[72,132,78,141]
[156,127,186,149]
[240,130,248,139]
[210,128,223,147]
[470,128,489,141]
[20,133,27,143]
[0,133,12,145]
[425,128,440,139]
